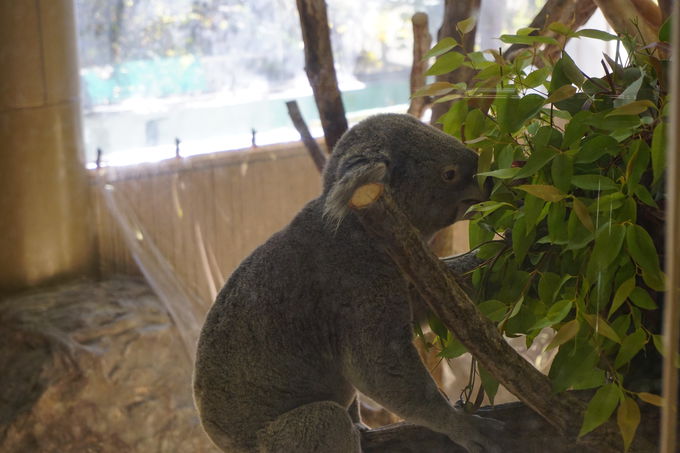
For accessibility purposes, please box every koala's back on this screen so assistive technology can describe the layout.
[194,198,401,450]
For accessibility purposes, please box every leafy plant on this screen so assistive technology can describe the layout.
[416,17,672,450]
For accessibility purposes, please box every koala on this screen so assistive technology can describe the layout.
[193,113,503,453]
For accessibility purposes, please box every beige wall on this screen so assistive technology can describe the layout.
[0,0,94,294]
[91,142,323,302]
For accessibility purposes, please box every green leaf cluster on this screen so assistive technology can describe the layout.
[418,21,671,448]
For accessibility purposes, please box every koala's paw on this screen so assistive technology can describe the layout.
[452,414,505,453]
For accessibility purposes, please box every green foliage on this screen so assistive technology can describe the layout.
[418,21,671,445]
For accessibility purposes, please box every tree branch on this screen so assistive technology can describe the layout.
[407,12,432,119]
[593,0,660,45]
[348,183,657,453]
[502,0,597,62]
[295,0,348,151]
[361,397,664,453]
[441,250,483,275]
[286,100,328,173]
[430,0,480,125]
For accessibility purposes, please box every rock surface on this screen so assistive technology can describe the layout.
[0,278,218,453]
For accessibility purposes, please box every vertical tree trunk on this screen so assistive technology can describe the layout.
[407,12,432,119]
[430,0,481,126]
[295,0,348,152]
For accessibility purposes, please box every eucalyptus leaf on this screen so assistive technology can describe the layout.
[572,197,594,232]
[538,272,562,304]
[579,383,619,437]
[530,299,573,331]
[500,34,558,45]
[613,74,643,108]
[651,122,666,185]
[478,299,508,322]
[659,17,671,42]
[585,114,640,131]
[560,52,585,87]
[634,185,658,208]
[551,153,573,193]
[629,287,658,310]
[548,22,573,36]
[428,314,448,338]
[614,329,647,368]
[478,365,500,405]
[457,16,477,34]
[563,111,591,148]
[523,194,545,230]
[546,319,580,350]
[583,313,621,343]
[617,397,641,452]
[547,201,568,243]
[571,175,619,191]
[465,108,486,141]
[549,338,598,391]
[625,224,663,284]
[412,81,457,98]
[547,58,569,93]
[514,146,556,179]
[577,29,618,41]
[606,100,656,117]
[512,218,533,264]
[424,37,459,59]
[524,66,551,88]
[516,184,566,202]
[439,338,468,358]
[426,52,466,76]
[590,223,626,268]
[609,277,635,318]
[546,85,577,104]
[477,168,521,179]
[637,392,663,407]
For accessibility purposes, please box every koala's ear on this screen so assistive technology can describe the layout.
[323,148,390,229]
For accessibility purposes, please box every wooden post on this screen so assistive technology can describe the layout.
[295,0,348,152]
[0,0,94,294]
[660,2,680,451]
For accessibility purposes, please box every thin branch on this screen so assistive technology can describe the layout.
[285,100,328,173]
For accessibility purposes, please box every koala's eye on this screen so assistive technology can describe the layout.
[441,166,457,183]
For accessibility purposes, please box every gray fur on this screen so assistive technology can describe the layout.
[194,114,502,453]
